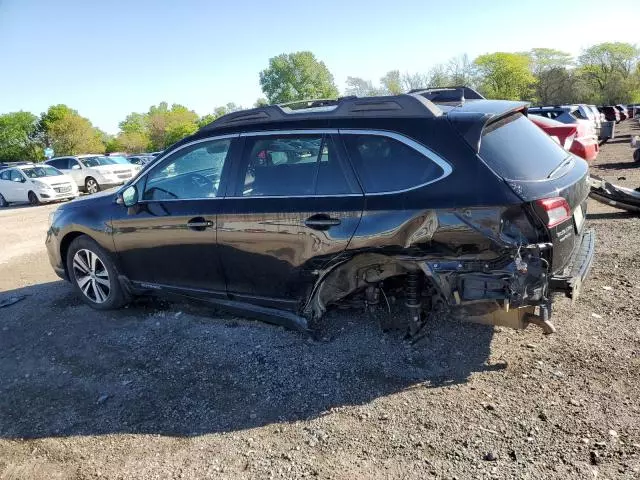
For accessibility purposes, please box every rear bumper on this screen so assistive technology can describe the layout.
[549,229,595,299]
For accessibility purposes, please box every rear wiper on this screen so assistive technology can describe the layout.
[547,156,574,179]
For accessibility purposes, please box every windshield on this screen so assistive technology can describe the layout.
[80,156,117,167]
[108,156,132,165]
[22,166,63,178]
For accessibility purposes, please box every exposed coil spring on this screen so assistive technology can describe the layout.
[406,271,421,307]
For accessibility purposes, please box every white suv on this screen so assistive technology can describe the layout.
[0,163,79,206]
[45,155,139,194]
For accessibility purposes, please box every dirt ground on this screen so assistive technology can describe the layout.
[1,121,639,480]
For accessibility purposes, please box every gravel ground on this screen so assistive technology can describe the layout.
[1,121,639,480]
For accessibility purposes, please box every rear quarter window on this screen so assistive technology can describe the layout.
[479,112,571,181]
[342,133,446,193]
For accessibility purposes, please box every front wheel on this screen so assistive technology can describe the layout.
[66,235,126,310]
[28,191,40,206]
[0,193,8,207]
[85,177,100,194]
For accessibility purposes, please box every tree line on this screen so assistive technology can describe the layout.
[1,42,638,162]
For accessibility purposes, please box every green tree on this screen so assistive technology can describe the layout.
[0,111,41,162]
[259,51,339,104]
[40,105,104,155]
[380,70,403,94]
[400,72,428,91]
[254,98,269,108]
[146,102,199,150]
[578,42,640,103]
[345,76,380,96]
[474,52,536,100]
[446,54,475,87]
[528,48,574,104]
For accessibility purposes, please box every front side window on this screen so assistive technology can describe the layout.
[143,138,231,200]
[48,158,68,170]
[240,134,352,197]
[342,134,445,193]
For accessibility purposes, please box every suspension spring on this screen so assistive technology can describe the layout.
[406,271,421,308]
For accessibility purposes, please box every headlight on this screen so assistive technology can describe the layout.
[33,180,51,190]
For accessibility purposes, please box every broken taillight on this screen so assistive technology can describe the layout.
[536,197,571,227]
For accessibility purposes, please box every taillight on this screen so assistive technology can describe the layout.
[563,134,576,149]
[536,197,571,227]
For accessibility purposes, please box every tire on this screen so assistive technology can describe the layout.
[634,148,640,163]
[85,177,100,194]
[0,193,8,207]
[66,235,126,310]
[28,191,40,206]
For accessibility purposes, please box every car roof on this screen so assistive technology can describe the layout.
[198,87,529,135]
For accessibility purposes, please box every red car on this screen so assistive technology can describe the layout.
[529,114,599,161]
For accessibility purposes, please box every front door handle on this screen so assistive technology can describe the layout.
[304,214,341,230]
[187,217,214,231]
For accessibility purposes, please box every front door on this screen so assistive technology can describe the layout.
[217,132,364,310]
[111,136,238,296]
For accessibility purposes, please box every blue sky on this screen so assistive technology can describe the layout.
[1,0,639,133]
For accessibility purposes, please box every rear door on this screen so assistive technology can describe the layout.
[479,112,590,271]
[217,131,364,310]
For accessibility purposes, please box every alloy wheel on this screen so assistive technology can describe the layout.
[72,249,111,303]
[28,191,39,205]
[86,179,99,194]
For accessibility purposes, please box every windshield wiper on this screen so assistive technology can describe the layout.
[547,156,574,179]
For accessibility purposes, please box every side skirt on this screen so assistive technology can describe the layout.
[127,279,309,333]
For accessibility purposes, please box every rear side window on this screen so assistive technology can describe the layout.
[240,135,354,196]
[342,134,445,193]
[0,170,11,180]
[47,158,69,169]
[480,112,570,181]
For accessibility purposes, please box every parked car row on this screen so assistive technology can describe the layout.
[526,104,601,160]
[46,86,595,340]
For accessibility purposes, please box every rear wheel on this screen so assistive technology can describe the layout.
[85,177,100,194]
[633,148,640,163]
[0,193,8,207]
[66,235,126,310]
[28,191,40,206]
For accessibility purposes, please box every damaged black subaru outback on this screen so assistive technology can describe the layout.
[46,87,595,336]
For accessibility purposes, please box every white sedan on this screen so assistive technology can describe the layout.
[0,163,79,206]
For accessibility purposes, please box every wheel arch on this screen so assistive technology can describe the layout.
[60,231,87,278]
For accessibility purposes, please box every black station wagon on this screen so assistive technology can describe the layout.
[46,87,595,336]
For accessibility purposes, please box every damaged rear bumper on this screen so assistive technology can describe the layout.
[549,229,596,299]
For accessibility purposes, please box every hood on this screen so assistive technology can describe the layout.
[61,188,119,210]
[34,174,75,187]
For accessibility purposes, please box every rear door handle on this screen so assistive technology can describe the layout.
[187,217,214,231]
[304,215,341,230]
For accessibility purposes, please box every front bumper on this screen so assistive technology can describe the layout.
[549,229,596,299]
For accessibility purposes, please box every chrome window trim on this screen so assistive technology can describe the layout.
[132,128,453,202]
[338,129,453,195]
